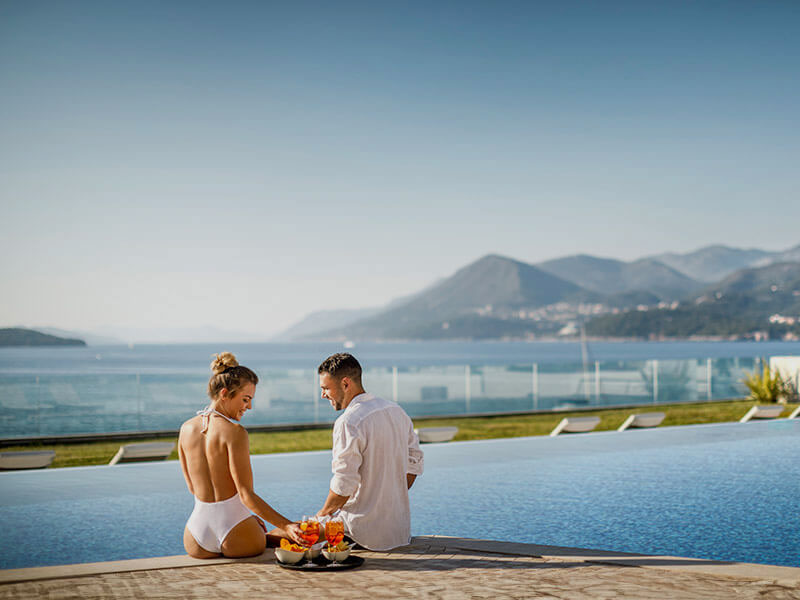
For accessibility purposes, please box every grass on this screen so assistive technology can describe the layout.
[3,400,797,469]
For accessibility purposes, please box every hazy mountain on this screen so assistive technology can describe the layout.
[0,328,86,347]
[273,307,383,341]
[275,278,446,341]
[87,326,269,344]
[316,254,592,340]
[752,243,800,268]
[34,327,124,346]
[650,245,776,282]
[536,255,701,300]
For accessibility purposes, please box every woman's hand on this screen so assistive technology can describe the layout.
[283,522,306,546]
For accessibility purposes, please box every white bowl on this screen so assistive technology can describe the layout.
[275,547,305,564]
[322,547,351,562]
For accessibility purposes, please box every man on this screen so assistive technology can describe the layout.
[316,353,424,551]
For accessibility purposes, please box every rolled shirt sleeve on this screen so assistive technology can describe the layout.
[330,420,363,497]
[407,425,424,476]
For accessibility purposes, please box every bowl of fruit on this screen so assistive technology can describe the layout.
[322,540,351,563]
[275,539,307,564]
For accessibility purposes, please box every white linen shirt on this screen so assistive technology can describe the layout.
[330,393,424,551]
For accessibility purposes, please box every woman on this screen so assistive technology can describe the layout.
[179,352,305,558]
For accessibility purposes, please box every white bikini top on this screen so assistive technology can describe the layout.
[197,406,239,433]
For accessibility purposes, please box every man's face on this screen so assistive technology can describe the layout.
[319,372,347,410]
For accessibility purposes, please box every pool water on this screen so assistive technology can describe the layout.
[0,420,798,570]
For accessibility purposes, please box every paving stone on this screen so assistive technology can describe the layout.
[1,538,798,600]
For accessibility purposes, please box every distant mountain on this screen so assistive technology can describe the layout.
[273,307,383,341]
[536,255,701,300]
[752,243,800,268]
[316,254,592,340]
[275,278,446,341]
[0,328,86,347]
[702,262,800,299]
[284,244,800,342]
[650,245,776,282]
[586,262,800,339]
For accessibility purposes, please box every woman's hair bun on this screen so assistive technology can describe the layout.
[210,352,239,375]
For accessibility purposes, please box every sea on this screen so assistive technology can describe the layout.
[1,340,798,438]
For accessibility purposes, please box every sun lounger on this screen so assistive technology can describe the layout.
[789,405,800,419]
[739,405,785,423]
[414,427,458,443]
[0,450,55,470]
[108,442,175,465]
[617,412,665,432]
[549,416,600,437]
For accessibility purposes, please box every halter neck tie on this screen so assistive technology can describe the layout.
[197,406,238,433]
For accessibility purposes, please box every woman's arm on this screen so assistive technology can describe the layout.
[177,430,195,496]
[227,427,305,544]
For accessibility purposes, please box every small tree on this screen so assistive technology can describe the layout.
[742,361,794,404]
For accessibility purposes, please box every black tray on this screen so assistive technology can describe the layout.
[276,555,364,571]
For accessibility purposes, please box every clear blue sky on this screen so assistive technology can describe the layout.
[1,1,798,339]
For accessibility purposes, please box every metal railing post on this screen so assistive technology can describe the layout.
[465,365,471,413]
[707,358,712,401]
[594,361,600,404]
[653,360,659,404]
[136,373,141,430]
[532,363,539,411]
[392,366,398,403]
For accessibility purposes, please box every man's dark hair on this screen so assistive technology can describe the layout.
[318,353,362,382]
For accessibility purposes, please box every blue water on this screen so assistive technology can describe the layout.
[1,420,797,569]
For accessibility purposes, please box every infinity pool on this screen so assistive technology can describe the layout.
[1,420,798,570]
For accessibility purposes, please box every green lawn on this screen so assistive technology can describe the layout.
[3,400,796,469]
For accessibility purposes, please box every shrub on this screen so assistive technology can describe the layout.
[742,362,795,403]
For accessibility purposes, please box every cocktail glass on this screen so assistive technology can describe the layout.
[324,515,345,564]
[300,515,320,563]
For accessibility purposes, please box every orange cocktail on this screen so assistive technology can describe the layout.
[300,516,320,546]
[325,517,344,548]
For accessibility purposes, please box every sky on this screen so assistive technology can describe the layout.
[1,1,799,341]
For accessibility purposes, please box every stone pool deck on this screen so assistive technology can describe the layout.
[1,536,798,599]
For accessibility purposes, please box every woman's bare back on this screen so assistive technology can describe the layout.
[179,414,240,502]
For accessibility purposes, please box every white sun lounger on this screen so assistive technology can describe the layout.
[789,405,800,419]
[739,405,785,423]
[108,442,175,465]
[0,450,55,470]
[414,427,458,443]
[549,416,600,437]
[617,412,666,432]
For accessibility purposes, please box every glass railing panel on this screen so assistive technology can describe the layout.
[393,365,468,417]
[654,359,702,405]
[0,354,780,439]
[595,360,652,407]
[467,365,535,414]
[711,357,759,399]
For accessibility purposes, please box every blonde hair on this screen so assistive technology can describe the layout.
[207,352,259,400]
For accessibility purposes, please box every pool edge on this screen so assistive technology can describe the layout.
[2,536,797,586]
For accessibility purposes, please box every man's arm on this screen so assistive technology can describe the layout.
[321,421,362,515]
[317,489,350,517]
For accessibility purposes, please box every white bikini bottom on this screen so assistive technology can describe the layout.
[186,493,253,553]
